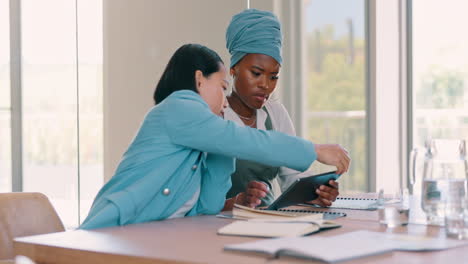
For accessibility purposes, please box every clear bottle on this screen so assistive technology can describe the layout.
[411,139,468,226]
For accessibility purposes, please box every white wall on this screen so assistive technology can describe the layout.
[103,0,274,181]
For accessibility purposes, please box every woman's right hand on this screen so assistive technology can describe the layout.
[315,144,351,175]
[235,181,269,208]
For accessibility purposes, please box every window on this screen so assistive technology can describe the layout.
[75,0,104,226]
[411,0,468,147]
[303,0,367,192]
[21,0,80,227]
[0,0,11,193]
[3,0,103,228]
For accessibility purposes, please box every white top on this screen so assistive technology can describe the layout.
[223,99,302,191]
[168,188,200,219]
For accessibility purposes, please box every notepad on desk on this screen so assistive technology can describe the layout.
[300,197,380,211]
[232,204,324,221]
[326,197,379,210]
[217,202,346,221]
[225,230,468,262]
[218,221,323,238]
[217,204,341,238]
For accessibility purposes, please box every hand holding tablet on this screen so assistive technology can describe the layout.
[267,171,341,210]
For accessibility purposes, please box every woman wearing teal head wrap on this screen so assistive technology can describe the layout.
[222,9,350,210]
[226,8,283,68]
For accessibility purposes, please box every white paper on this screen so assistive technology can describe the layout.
[218,221,320,238]
[327,198,378,210]
[225,230,468,263]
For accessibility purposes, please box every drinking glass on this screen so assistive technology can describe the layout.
[445,197,468,239]
[378,189,410,228]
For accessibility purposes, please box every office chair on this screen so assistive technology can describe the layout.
[0,192,65,263]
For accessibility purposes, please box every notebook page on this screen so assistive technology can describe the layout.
[233,204,323,221]
[225,236,306,256]
[225,232,394,262]
[218,221,320,238]
[225,230,468,262]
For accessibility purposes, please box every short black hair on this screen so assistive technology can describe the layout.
[153,44,224,104]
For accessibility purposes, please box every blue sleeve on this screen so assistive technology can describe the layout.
[188,153,235,215]
[164,91,316,172]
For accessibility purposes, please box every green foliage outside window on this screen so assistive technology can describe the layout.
[305,25,367,193]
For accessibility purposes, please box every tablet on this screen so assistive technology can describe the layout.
[266,170,341,210]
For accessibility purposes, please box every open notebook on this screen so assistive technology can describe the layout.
[218,220,340,238]
[218,203,346,220]
[217,204,341,238]
[225,230,468,263]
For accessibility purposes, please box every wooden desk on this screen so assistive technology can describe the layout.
[14,206,468,264]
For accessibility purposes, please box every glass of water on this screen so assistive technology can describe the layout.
[379,205,410,228]
[445,198,468,240]
[378,189,410,228]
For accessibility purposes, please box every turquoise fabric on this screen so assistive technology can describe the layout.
[80,90,316,230]
[226,8,282,67]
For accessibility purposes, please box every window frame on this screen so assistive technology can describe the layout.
[276,0,410,193]
[10,0,22,192]
[7,0,104,227]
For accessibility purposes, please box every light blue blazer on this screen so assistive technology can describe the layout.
[80,90,316,229]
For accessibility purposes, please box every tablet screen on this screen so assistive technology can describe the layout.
[266,171,340,210]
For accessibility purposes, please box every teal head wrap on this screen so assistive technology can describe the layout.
[226,9,282,68]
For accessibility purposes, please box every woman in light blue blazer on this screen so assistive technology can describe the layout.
[80,44,350,230]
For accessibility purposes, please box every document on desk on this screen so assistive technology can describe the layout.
[231,204,324,220]
[224,230,468,263]
[218,221,322,238]
[217,204,340,238]
[304,197,380,210]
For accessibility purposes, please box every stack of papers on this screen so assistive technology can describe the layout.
[217,204,340,238]
[232,204,323,221]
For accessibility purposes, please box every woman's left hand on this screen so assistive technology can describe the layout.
[309,180,339,207]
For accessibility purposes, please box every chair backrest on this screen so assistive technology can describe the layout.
[0,192,65,260]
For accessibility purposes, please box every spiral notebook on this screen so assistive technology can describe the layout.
[305,197,379,211]
[217,204,346,221]
[275,208,346,220]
